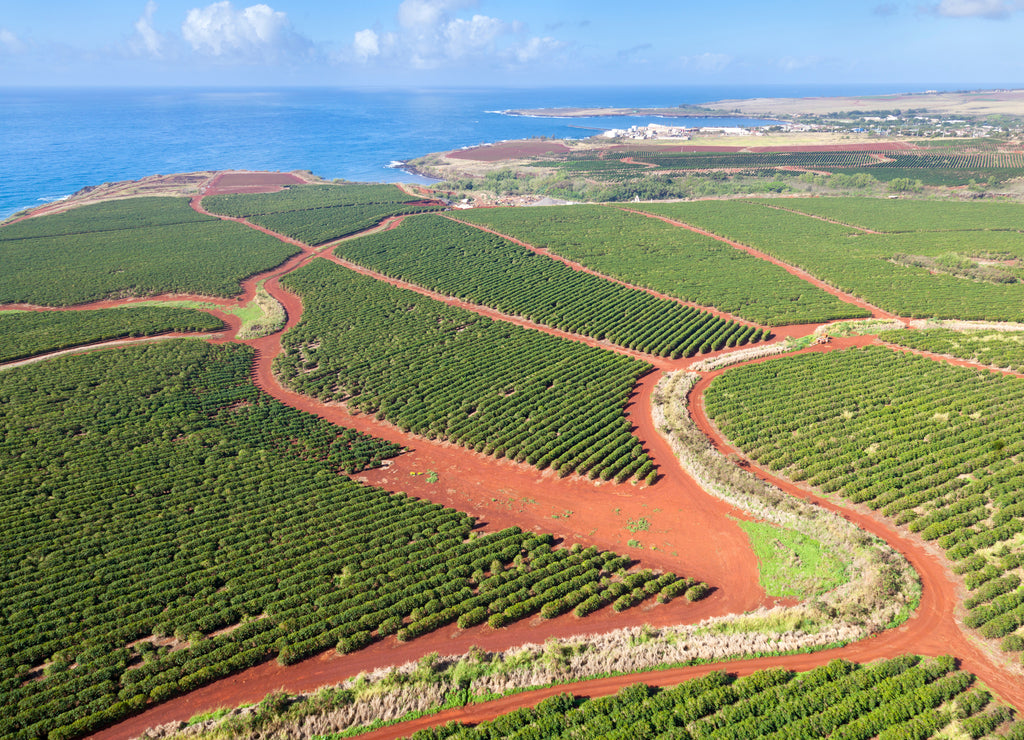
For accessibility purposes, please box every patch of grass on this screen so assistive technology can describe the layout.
[625,517,650,533]
[627,539,643,549]
[737,520,847,599]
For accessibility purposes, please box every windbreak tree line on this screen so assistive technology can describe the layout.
[0,341,687,740]
[333,214,766,358]
[277,262,658,484]
[705,346,1024,657]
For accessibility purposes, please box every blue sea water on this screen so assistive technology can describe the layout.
[0,84,947,219]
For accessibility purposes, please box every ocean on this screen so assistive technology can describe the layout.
[0,84,944,219]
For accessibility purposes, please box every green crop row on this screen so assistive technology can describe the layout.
[0,198,298,306]
[0,341,678,739]
[704,345,1024,654]
[638,199,1024,322]
[277,261,656,483]
[407,656,1019,740]
[334,214,765,357]
[0,307,224,363]
[452,205,862,326]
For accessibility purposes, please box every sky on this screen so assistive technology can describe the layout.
[2,0,1024,88]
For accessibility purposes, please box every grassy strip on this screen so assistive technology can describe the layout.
[236,283,287,340]
[651,371,919,629]
[736,520,848,599]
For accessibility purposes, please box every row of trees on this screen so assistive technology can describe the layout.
[277,262,658,483]
[408,656,1020,740]
[334,214,764,358]
[705,345,1024,654]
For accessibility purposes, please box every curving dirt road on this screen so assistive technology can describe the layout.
[71,177,1023,739]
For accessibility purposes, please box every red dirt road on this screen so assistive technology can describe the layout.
[688,340,1024,708]
[71,176,1023,739]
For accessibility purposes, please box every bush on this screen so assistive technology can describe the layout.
[685,583,711,602]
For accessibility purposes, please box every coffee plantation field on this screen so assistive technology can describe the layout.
[0,340,685,739]
[203,183,442,245]
[880,327,1024,372]
[0,198,298,306]
[704,346,1024,656]
[453,205,864,326]
[332,214,765,357]
[0,307,224,363]
[277,261,657,483]
[638,200,1024,321]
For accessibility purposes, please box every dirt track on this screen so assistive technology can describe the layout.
[59,174,1022,738]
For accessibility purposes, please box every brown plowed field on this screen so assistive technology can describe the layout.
[202,170,308,196]
[62,174,1022,739]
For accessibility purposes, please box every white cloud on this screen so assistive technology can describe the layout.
[0,28,26,54]
[182,1,309,58]
[353,28,380,61]
[398,0,475,30]
[443,14,507,58]
[132,1,164,57]
[349,1,561,69]
[934,0,1022,16]
[513,36,562,64]
[681,52,733,72]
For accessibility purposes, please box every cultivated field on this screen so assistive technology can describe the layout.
[3,169,1024,740]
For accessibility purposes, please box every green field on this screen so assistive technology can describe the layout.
[772,196,1024,233]
[705,345,1024,655]
[0,198,298,306]
[202,183,442,245]
[0,341,683,740]
[638,199,1024,321]
[403,657,1018,740]
[453,205,864,326]
[277,261,657,483]
[332,214,766,357]
[880,327,1024,372]
[0,307,224,363]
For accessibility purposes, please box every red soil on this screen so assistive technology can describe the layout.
[73,174,1023,738]
[202,171,307,196]
[449,141,572,162]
